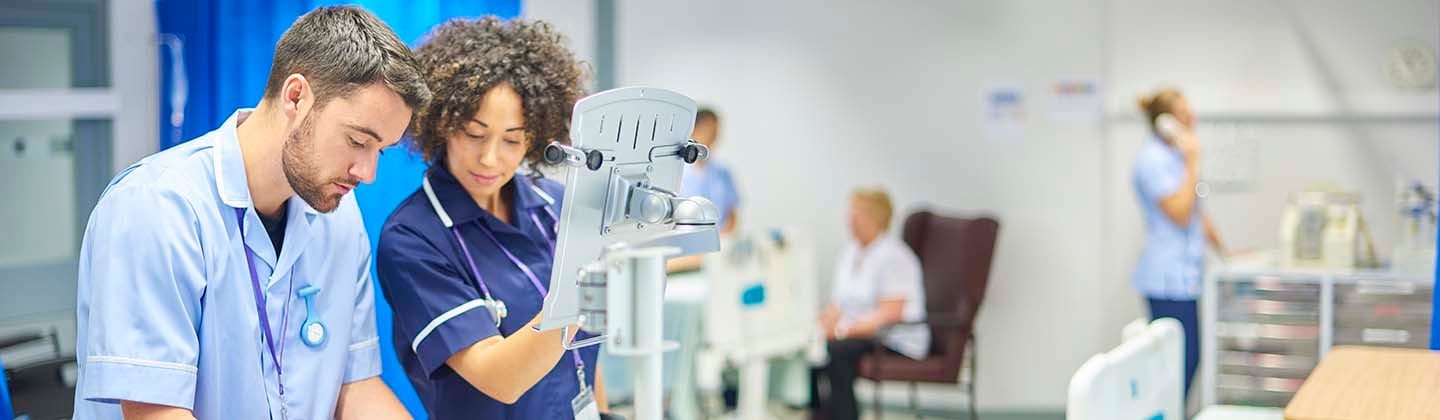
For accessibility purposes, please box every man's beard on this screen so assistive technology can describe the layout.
[282,114,354,213]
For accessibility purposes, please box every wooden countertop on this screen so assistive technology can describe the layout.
[1284,346,1440,420]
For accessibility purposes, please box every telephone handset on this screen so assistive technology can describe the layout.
[1155,113,1185,141]
[1155,113,1200,153]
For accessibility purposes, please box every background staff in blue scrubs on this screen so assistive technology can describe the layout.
[682,108,742,235]
[375,17,605,419]
[667,107,743,274]
[1131,88,1229,408]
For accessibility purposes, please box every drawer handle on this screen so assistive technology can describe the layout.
[1361,328,1411,344]
[1355,280,1416,296]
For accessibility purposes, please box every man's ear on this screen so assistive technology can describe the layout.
[279,74,313,123]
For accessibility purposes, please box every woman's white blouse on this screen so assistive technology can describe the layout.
[831,234,931,359]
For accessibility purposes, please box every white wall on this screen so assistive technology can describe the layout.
[599,0,1111,411]
[528,0,1439,412]
[521,0,598,91]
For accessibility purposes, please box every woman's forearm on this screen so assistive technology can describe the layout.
[837,299,906,339]
[594,363,609,413]
[445,314,578,404]
[1204,213,1226,255]
[1159,163,1199,227]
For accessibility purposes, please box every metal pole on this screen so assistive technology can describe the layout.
[628,250,668,420]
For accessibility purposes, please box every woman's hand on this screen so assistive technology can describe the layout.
[1174,130,1201,165]
[819,304,841,341]
[1156,128,1204,227]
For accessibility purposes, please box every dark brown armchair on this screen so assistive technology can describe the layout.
[858,211,999,419]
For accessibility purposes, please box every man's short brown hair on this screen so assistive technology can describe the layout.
[262,6,431,112]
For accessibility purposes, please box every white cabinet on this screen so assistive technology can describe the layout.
[1201,260,1432,408]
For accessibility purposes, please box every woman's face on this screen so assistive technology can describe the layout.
[445,82,528,201]
[1171,96,1196,129]
[848,199,883,244]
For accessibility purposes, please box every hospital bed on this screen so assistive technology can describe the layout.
[600,227,820,420]
[695,227,821,419]
[1068,318,1282,420]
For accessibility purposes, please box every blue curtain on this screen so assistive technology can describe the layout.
[155,1,521,416]
[0,356,11,419]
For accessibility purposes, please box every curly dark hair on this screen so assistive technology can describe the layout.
[410,16,587,167]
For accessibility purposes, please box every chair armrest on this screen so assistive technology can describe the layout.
[878,314,971,335]
[0,331,45,352]
[867,314,973,355]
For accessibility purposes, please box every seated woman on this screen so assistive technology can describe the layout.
[811,187,929,420]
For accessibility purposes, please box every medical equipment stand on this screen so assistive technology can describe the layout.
[534,87,721,420]
[588,246,680,420]
[559,190,718,420]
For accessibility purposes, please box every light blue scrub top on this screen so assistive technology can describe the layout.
[1132,135,1206,300]
[73,110,382,419]
[680,160,740,228]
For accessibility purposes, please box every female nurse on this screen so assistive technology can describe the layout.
[1131,87,1229,406]
[375,17,605,419]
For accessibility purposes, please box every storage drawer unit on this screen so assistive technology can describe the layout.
[1202,269,1432,409]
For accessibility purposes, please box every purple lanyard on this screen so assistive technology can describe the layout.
[450,206,585,373]
[234,207,291,412]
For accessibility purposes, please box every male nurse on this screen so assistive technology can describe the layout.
[72,6,430,419]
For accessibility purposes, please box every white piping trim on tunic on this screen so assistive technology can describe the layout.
[530,184,556,205]
[87,356,198,374]
[411,298,494,352]
[422,176,454,228]
[348,337,379,351]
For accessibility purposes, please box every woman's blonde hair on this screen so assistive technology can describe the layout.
[1137,87,1185,135]
[851,187,894,229]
